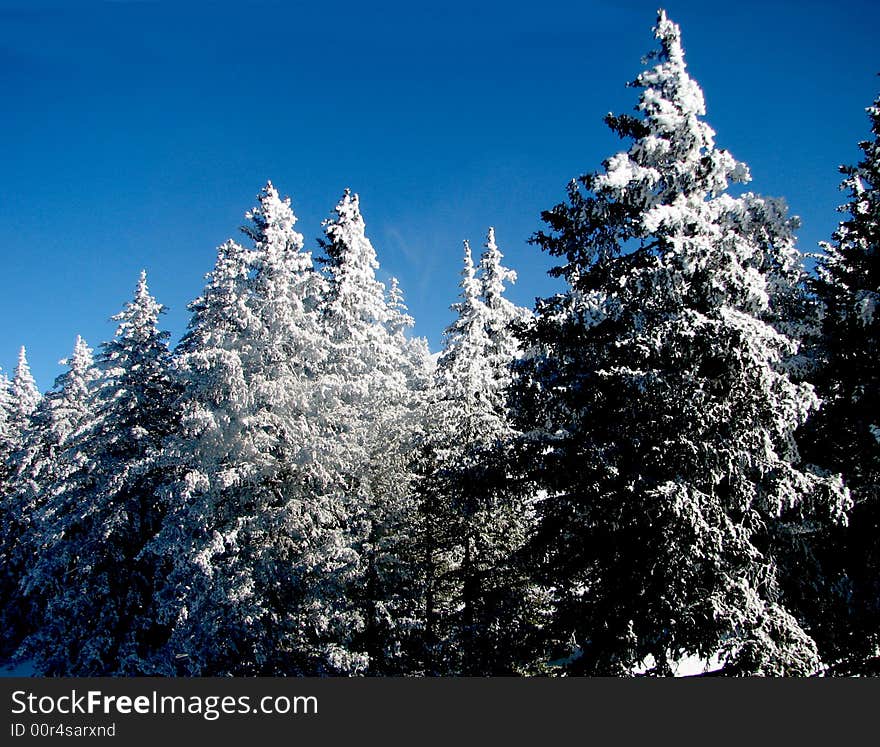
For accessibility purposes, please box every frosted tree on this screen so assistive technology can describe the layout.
[0,348,41,658]
[419,236,539,674]
[318,190,424,674]
[0,377,13,510]
[0,372,13,561]
[0,374,12,451]
[511,10,849,676]
[153,183,360,676]
[10,347,40,439]
[0,337,97,659]
[23,273,178,675]
[386,276,433,394]
[797,93,880,674]
[479,227,530,379]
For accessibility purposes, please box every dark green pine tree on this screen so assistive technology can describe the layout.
[510,10,849,676]
[416,235,543,675]
[22,272,179,675]
[798,92,880,675]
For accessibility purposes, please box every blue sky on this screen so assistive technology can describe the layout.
[1,0,878,388]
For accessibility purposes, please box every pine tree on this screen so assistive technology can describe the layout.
[0,374,13,453]
[0,348,41,659]
[479,227,529,379]
[511,10,849,676]
[318,190,424,674]
[798,92,880,674]
[386,276,433,395]
[419,234,539,674]
[23,273,177,675]
[10,347,40,438]
[0,337,97,660]
[153,183,360,675]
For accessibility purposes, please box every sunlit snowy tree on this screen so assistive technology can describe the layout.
[418,232,540,674]
[153,183,361,675]
[9,347,40,439]
[511,10,850,676]
[22,273,177,675]
[0,337,97,659]
[318,190,426,674]
[0,347,42,659]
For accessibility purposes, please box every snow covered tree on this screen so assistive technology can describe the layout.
[479,227,529,378]
[152,183,361,676]
[797,93,880,674]
[22,273,178,675]
[511,10,849,676]
[318,190,425,674]
[386,276,433,395]
[0,337,97,660]
[418,233,540,674]
[0,347,41,659]
[0,374,13,504]
[9,347,40,439]
[0,372,13,527]
[0,374,12,451]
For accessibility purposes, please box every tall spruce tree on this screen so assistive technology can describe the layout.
[0,338,97,660]
[9,347,40,439]
[0,373,14,655]
[0,348,41,660]
[22,273,177,675]
[386,276,433,395]
[0,373,13,453]
[798,93,880,674]
[153,183,360,675]
[0,373,13,505]
[419,233,539,674]
[318,190,424,674]
[511,10,849,676]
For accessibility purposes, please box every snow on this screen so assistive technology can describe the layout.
[633,652,726,677]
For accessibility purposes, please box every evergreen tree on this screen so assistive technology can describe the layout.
[0,372,13,506]
[0,348,41,659]
[10,347,40,439]
[419,234,539,674]
[23,273,177,675]
[511,10,849,676]
[0,373,13,454]
[386,276,433,395]
[319,190,424,674]
[0,337,97,660]
[154,183,360,675]
[798,92,880,674]
[479,227,529,379]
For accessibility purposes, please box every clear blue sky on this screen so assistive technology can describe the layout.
[1,0,878,389]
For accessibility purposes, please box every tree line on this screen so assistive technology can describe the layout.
[0,10,877,676]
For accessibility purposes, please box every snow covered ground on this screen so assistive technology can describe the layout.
[634,653,726,677]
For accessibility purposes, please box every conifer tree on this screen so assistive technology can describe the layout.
[0,374,13,453]
[10,347,40,439]
[23,273,177,675]
[798,93,880,674]
[419,234,539,674]
[0,349,42,659]
[0,372,14,650]
[0,337,97,660]
[511,10,849,676]
[318,190,424,674]
[386,276,433,394]
[154,183,360,675]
